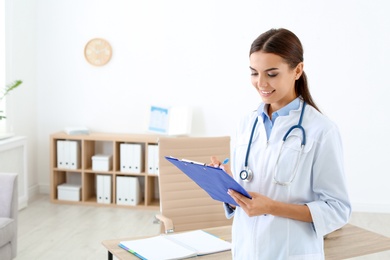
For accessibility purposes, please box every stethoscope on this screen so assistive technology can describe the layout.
[239,101,307,186]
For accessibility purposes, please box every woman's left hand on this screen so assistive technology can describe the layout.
[227,189,273,217]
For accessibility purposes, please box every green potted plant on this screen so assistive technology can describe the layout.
[0,80,22,120]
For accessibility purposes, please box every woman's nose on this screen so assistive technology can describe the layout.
[255,75,267,89]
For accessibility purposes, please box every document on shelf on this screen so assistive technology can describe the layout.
[165,156,251,206]
[119,229,231,260]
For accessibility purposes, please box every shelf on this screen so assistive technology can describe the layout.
[50,131,230,211]
[50,132,162,209]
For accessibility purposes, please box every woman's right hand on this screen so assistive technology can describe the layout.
[209,156,233,177]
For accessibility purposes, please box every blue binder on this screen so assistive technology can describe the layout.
[165,156,251,206]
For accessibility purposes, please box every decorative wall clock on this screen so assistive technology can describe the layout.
[84,38,112,66]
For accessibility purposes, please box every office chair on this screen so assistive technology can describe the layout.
[156,136,233,234]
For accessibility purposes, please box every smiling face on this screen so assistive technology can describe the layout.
[250,51,303,115]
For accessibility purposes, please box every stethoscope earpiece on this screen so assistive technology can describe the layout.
[240,168,253,182]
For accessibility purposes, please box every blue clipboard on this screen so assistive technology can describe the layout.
[165,156,251,206]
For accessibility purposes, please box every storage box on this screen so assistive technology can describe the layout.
[57,183,81,201]
[92,154,112,171]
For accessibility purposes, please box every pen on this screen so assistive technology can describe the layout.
[221,158,229,165]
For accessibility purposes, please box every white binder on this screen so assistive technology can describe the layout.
[147,144,159,174]
[97,175,104,203]
[103,175,112,203]
[130,144,142,174]
[120,143,130,172]
[64,141,71,169]
[57,140,65,168]
[68,141,80,170]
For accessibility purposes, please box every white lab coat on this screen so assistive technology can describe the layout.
[228,101,351,260]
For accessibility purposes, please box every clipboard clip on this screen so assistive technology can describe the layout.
[181,159,206,166]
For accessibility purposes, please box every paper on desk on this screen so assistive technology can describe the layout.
[167,230,231,255]
[119,230,231,260]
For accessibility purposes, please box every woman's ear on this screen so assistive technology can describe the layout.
[295,62,304,80]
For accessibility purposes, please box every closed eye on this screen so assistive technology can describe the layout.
[265,67,279,78]
[250,67,258,76]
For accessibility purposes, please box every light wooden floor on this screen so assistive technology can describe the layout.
[14,195,390,260]
[15,195,160,260]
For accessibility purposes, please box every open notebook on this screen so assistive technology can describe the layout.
[119,229,231,260]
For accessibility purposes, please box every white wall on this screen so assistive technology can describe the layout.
[5,0,38,196]
[6,0,390,212]
[0,0,6,132]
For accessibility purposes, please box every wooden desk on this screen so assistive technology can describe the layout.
[102,224,390,260]
[325,224,390,259]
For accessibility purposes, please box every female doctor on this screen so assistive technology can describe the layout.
[212,28,351,259]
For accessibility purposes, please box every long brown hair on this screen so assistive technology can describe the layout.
[250,28,321,112]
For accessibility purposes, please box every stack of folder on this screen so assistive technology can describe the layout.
[120,143,143,173]
[56,140,80,170]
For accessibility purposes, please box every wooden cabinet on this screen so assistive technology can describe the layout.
[50,132,162,209]
[50,132,231,210]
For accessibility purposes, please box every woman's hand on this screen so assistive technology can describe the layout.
[209,156,232,176]
[227,189,272,217]
[227,189,313,222]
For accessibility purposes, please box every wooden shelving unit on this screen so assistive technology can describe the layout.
[50,132,231,211]
[50,132,163,210]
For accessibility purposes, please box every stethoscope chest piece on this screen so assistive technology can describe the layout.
[240,167,253,182]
